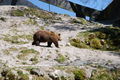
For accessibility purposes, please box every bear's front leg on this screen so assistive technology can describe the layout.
[32,41,35,45]
[53,41,59,48]
[47,42,52,47]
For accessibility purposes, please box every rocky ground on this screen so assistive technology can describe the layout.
[0,6,120,80]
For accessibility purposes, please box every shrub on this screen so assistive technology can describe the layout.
[90,38,102,49]
[55,54,66,63]
[90,68,120,80]
[0,17,6,22]
[23,18,38,25]
[10,7,56,20]
[70,18,80,24]
[70,25,120,51]
[23,8,54,20]
[88,33,96,40]
[19,74,29,80]
[70,38,89,48]
[1,70,16,80]
[96,32,106,39]
[73,69,86,80]
[11,9,24,16]
[30,56,39,64]
[79,18,88,25]
[17,49,39,60]
[3,34,32,44]
[32,76,46,80]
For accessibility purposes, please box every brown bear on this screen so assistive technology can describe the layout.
[32,30,61,48]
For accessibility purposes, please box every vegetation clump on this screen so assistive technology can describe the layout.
[17,48,39,60]
[90,68,120,80]
[55,54,67,63]
[70,38,90,48]
[0,17,6,22]
[90,38,102,49]
[1,69,16,80]
[79,18,88,25]
[23,18,38,25]
[73,69,86,80]
[19,74,29,80]
[70,18,81,24]
[20,49,38,54]
[2,47,18,55]
[10,7,55,20]
[70,18,88,24]
[30,56,39,64]
[11,9,24,16]
[70,26,120,52]
[3,34,33,44]
[1,69,29,80]
[17,70,29,80]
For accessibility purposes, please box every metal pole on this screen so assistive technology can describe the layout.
[49,0,50,11]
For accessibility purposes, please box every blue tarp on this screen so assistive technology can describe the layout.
[27,0,76,16]
[68,0,113,11]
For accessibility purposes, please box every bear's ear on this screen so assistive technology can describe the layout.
[58,33,61,36]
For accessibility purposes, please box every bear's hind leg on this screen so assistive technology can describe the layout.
[35,41,40,46]
[47,42,52,47]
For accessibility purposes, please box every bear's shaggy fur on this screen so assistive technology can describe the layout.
[32,30,61,48]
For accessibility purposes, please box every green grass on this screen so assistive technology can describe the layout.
[30,56,39,64]
[55,54,66,63]
[70,18,81,24]
[10,7,55,20]
[2,49,10,55]
[2,47,18,55]
[39,26,45,30]
[79,18,88,25]
[70,26,120,52]
[3,34,33,44]
[90,68,120,80]
[17,70,29,80]
[32,76,47,80]
[17,48,39,60]
[90,38,102,49]
[23,18,38,25]
[70,38,90,48]
[70,18,88,25]
[11,9,24,16]
[1,69,17,80]
[73,69,86,80]
[19,74,29,80]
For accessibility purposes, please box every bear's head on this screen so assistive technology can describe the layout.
[57,33,61,41]
[50,31,61,41]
